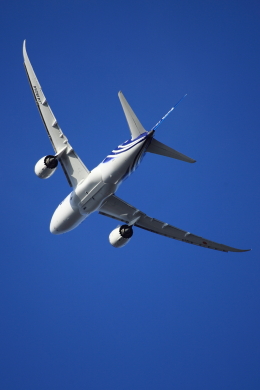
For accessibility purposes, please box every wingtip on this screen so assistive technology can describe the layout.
[23,39,27,58]
[233,248,251,253]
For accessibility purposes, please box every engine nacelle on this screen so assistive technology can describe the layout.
[109,225,133,248]
[34,155,58,179]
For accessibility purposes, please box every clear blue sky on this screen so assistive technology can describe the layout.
[1,1,259,389]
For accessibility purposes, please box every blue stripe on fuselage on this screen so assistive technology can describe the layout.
[102,132,148,163]
[117,134,153,183]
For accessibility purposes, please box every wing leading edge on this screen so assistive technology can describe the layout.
[23,40,90,188]
[99,195,250,252]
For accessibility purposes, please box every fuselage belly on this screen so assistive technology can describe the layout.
[50,132,152,234]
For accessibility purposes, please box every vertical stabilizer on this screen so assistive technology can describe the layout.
[118,92,147,139]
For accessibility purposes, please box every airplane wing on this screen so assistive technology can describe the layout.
[99,195,250,252]
[23,41,90,188]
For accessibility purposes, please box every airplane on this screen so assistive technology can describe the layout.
[23,41,250,252]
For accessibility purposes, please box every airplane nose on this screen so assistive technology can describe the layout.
[49,194,87,235]
[50,220,61,235]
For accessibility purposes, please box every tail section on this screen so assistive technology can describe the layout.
[118,91,195,163]
[147,93,195,163]
[147,138,196,163]
[118,91,147,139]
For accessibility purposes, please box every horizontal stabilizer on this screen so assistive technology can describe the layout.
[147,138,196,163]
[118,91,147,139]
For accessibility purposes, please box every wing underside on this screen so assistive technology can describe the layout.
[99,195,250,252]
[23,41,90,188]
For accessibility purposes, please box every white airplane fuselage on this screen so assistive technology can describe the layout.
[23,41,249,252]
[50,131,153,234]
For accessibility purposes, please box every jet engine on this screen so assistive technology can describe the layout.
[109,224,133,248]
[34,155,58,179]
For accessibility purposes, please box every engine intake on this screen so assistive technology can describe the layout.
[109,224,133,248]
[35,155,58,179]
